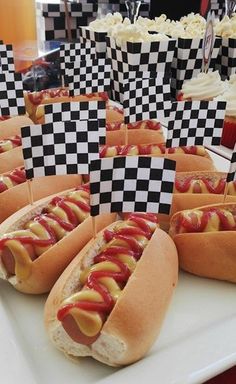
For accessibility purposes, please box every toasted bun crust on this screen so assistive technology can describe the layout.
[0,174,82,223]
[0,190,116,293]
[0,146,24,173]
[169,203,236,283]
[106,106,124,124]
[0,115,33,140]
[45,224,178,366]
[165,154,215,172]
[106,129,165,146]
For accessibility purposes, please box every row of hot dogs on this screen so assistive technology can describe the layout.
[0,87,235,367]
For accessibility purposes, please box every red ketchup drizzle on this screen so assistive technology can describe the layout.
[106,122,123,131]
[176,208,236,233]
[57,214,158,328]
[167,146,198,155]
[0,135,22,153]
[0,185,90,251]
[175,177,226,194]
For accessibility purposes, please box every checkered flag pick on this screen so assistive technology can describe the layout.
[166,101,226,148]
[0,44,15,73]
[67,58,111,96]
[44,100,106,144]
[123,75,171,124]
[0,72,25,116]
[60,42,96,78]
[90,156,176,216]
[227,143,236,183]
[21,120,100,179]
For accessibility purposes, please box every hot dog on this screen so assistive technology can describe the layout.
[0,169,84,223]
[44,213,178,366]
[99,144,216,172]
[0,184,115,294]
[0,115,34,173]
[157,171,236,231]
[106,120,165,145]
[24,88,109,123]
[169,203,236,283]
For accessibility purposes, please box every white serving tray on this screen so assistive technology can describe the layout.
[0,144,234,384]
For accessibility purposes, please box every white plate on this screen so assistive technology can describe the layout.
[0,134,234,384]
[1,271,236,384]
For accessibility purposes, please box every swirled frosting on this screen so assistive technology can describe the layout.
[181,71,228,100]
[214,78,236,117]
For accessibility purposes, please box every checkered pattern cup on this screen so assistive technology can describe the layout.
[171,36,221,99]
[106,36,176,103]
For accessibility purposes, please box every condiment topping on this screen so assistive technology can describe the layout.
[0,135,22,153]
[57,213,159,345]
[175,176,226,194]
[0,167,26,193]
[173,207,236,235]
[106,120,161,131]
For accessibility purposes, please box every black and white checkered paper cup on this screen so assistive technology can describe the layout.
[21,120,100,179]
[166,100,226,148]
[171,36,221,98]
[90,156,176,216]
[79,27,108,59]
[59,42,96,78]
[37,2,97,42]
[0,72,25,116]
[106,36,176,103]
[215,37,236,80]
[123,74,171,124]
[227,143,236,183]
[0,44,15,74]
[44,100,106,145]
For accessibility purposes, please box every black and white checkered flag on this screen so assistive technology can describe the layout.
[90,156,176,216]
[0,44,15,73]
[227,143,236,183]
[60,42,96,78]
[44,100,106,144]
[166,100,226,148]
[21,120,100,179]
[123,74,171,124]
[0,72,25,116]
[67,58,111,96]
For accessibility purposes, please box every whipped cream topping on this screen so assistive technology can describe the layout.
[214,81,236,117]
[181,71,228,100]
[214,14,236,38]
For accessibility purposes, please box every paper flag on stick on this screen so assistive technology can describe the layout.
[59,42,96,78]
[21,120,100,179]
[67,58,111,96]
[123,74,171,124]
[0,72,25,116]
[0,44,15,73]
[89,156,176,216]
[44,100,106,144]
[202,12,215,73]
[166,100,226,148]
[227,143,236,183]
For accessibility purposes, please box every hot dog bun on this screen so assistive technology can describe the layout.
[0,187,116,293]
[169,203,236,283]
[100,145,215,172]
[0,146,24,173]
[0,172,83,223]
[24,88,109,123]
[158,171,236,231]
[0,115,33,139]
[44,216,178,366]
[0,116,34,173]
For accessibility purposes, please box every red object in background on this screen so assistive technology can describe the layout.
[200,0,210,15]
[204,366,236,383]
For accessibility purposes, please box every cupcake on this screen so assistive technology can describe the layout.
[214,75,236,149]
[177,71,228,101]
